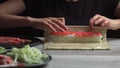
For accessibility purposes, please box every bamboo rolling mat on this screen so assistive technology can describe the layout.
[43,26,110,50]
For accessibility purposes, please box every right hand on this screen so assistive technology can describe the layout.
[89,14,120,30]
[27,17,69,32]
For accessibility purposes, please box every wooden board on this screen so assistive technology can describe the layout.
[43,26,110,50]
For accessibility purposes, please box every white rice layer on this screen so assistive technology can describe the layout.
[48,35,103,43]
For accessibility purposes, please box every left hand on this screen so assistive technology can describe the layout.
[27,17,68,32]
[89,14,120,30]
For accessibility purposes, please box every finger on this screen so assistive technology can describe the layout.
[91,14,102,23]
[44,23,57,32]
[50,17,68,30]
[45,19,65,32]
[36,21,57,32]
[101,20,109,27]
[94,18,105,25]
[89,18,94,30]
[89,14,101,29]
[56,17,65,24]
[49,17,69,30]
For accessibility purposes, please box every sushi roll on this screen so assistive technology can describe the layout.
[47,31,103,43]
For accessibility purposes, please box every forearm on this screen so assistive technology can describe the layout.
[0,13,32,29]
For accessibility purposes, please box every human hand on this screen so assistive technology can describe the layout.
[27,17,69,32]
[89,14,120,30]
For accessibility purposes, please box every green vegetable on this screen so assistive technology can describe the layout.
[7,45,49,64]
[0,46,7,54]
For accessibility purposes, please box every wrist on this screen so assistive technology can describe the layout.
[118,21,120,30]
[116,19,120,30]
[26,16,34,27]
